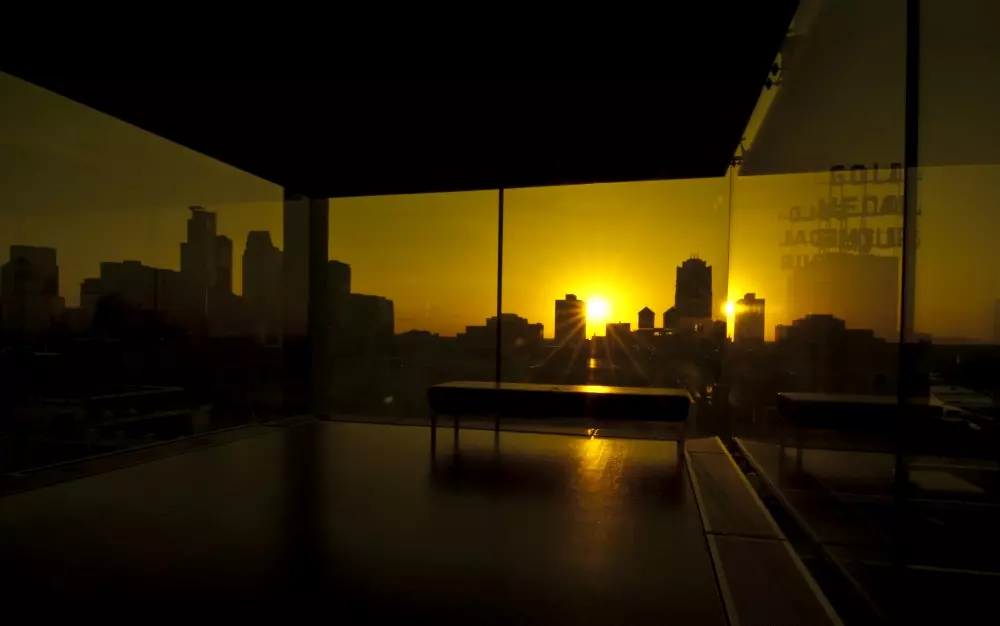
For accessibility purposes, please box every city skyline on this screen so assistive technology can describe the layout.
[0,221,925,346]
[0,211,727,339]
[3,70,1000,342]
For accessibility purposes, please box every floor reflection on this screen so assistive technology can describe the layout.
[736,435,1000,622]
[2,421,719,624]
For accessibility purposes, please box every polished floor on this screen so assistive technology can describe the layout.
[1,421,725,623]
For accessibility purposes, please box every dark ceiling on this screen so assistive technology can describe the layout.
[10,6,796,198]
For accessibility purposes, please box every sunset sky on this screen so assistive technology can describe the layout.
[2,71,999,342]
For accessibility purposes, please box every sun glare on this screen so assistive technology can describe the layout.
[723,301,736,317]
[588,297,610,322]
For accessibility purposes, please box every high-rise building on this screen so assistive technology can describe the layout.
[80,277,105,322]
[786,252,898,340]
[243,231,283,341]
[180,207,217,290]
[327,260,353,351]
[775,314,895,394]
[734,293,766,343]
[606,322,633,361]
[154,269,185,323]
[215,235,233,294]
[458,313,544,355]
[1,245,60,334]
[638,306,655,329]
[329,260,351,297]
[84,261,185,326]
[555,294,586,346]
[342,293,394,354]
[329,260,352,319]
[675,257,713,320]
[180,206,218,315]
[100,260,158,310]
[606,322,631,339]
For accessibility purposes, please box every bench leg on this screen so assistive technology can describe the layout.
[454,413,460,447]
[430,412,437,454]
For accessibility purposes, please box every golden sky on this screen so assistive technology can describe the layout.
[2,71,999,343]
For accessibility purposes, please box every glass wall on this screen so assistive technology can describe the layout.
[725,0,1000,621]
[501,180,731,434]
[0,72,292,473]
[326,192,498,423]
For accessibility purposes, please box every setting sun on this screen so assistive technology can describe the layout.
[588,297,610,324]
[723,301,736,317]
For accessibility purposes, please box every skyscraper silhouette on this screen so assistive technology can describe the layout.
[99,260,158,310]
[344,293,395,355]
[675,257,713,321]
[734,293,765,343]
[1,245,61,334]
[215,235,233,295]
[180,206,218,315]
[328,259,352,351]
[555,294,586,346]
[329,260,351,312]
[243,230,282,341]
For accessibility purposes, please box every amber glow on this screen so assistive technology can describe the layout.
[588,297,610,323]
[5,69,1000,343]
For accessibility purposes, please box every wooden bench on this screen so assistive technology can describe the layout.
[427,381,692,450]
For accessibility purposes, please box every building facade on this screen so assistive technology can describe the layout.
[675,257,713,320]
[555,294,586,346]
[243,231,283,342]
[734,293,766,343]
[786,252,899,341]
[1,245,61,334]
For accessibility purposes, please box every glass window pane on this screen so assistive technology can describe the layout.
[502,179,731,436]
[0,72,289,473]
[910,2,1000,615]
[327,192,498,422]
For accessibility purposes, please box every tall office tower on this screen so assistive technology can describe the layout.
[99,260,158,310]
[243,230,283,340]
[215,235,233,294]
[328,260,352,311]
[180,206,218,315]
[675,257,713,319]
[734,293,766,343]
[1,245,60,334]
[343,293,395,355]
[555,294,586,346]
